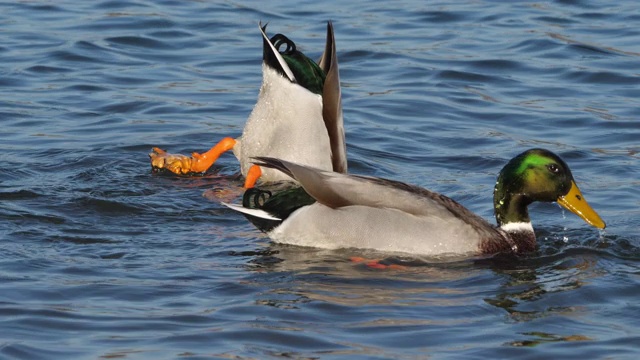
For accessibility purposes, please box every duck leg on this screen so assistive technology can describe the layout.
[350,257,406,270]
[149,137,236,175]
[243,164,262,189]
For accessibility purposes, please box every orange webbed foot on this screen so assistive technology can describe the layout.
[149,147,195,175]
[149,137,237,175]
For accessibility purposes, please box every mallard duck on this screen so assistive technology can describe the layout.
[223,149,605,255]
[150,22,347,188]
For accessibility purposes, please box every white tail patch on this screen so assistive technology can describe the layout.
[221,202,281,221]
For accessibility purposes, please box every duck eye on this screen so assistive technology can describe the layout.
[547,164,560,174]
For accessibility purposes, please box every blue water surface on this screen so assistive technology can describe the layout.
[1,0,639,359]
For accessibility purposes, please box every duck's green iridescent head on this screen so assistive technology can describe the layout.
[493,148,605,229]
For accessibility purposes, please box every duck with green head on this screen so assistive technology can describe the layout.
[150,22,347,188]
[223,149,605,255]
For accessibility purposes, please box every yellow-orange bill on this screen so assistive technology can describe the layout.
[557,181,606,229]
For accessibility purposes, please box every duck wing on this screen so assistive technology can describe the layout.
[253,157,507,242]
[318,22,347,174]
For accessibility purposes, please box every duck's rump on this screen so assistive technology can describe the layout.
[237,66,332,180]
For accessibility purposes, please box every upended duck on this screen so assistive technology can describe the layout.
[223,149,605,256]
[149,22,347,188]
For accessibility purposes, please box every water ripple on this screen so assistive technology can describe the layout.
[1,0,638,358]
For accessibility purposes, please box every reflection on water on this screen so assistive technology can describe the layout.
[227,243,634,357]
[508,332,592,347]
[484,250,602,316]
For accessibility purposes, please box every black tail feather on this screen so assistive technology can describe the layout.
[252,156,295,179]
